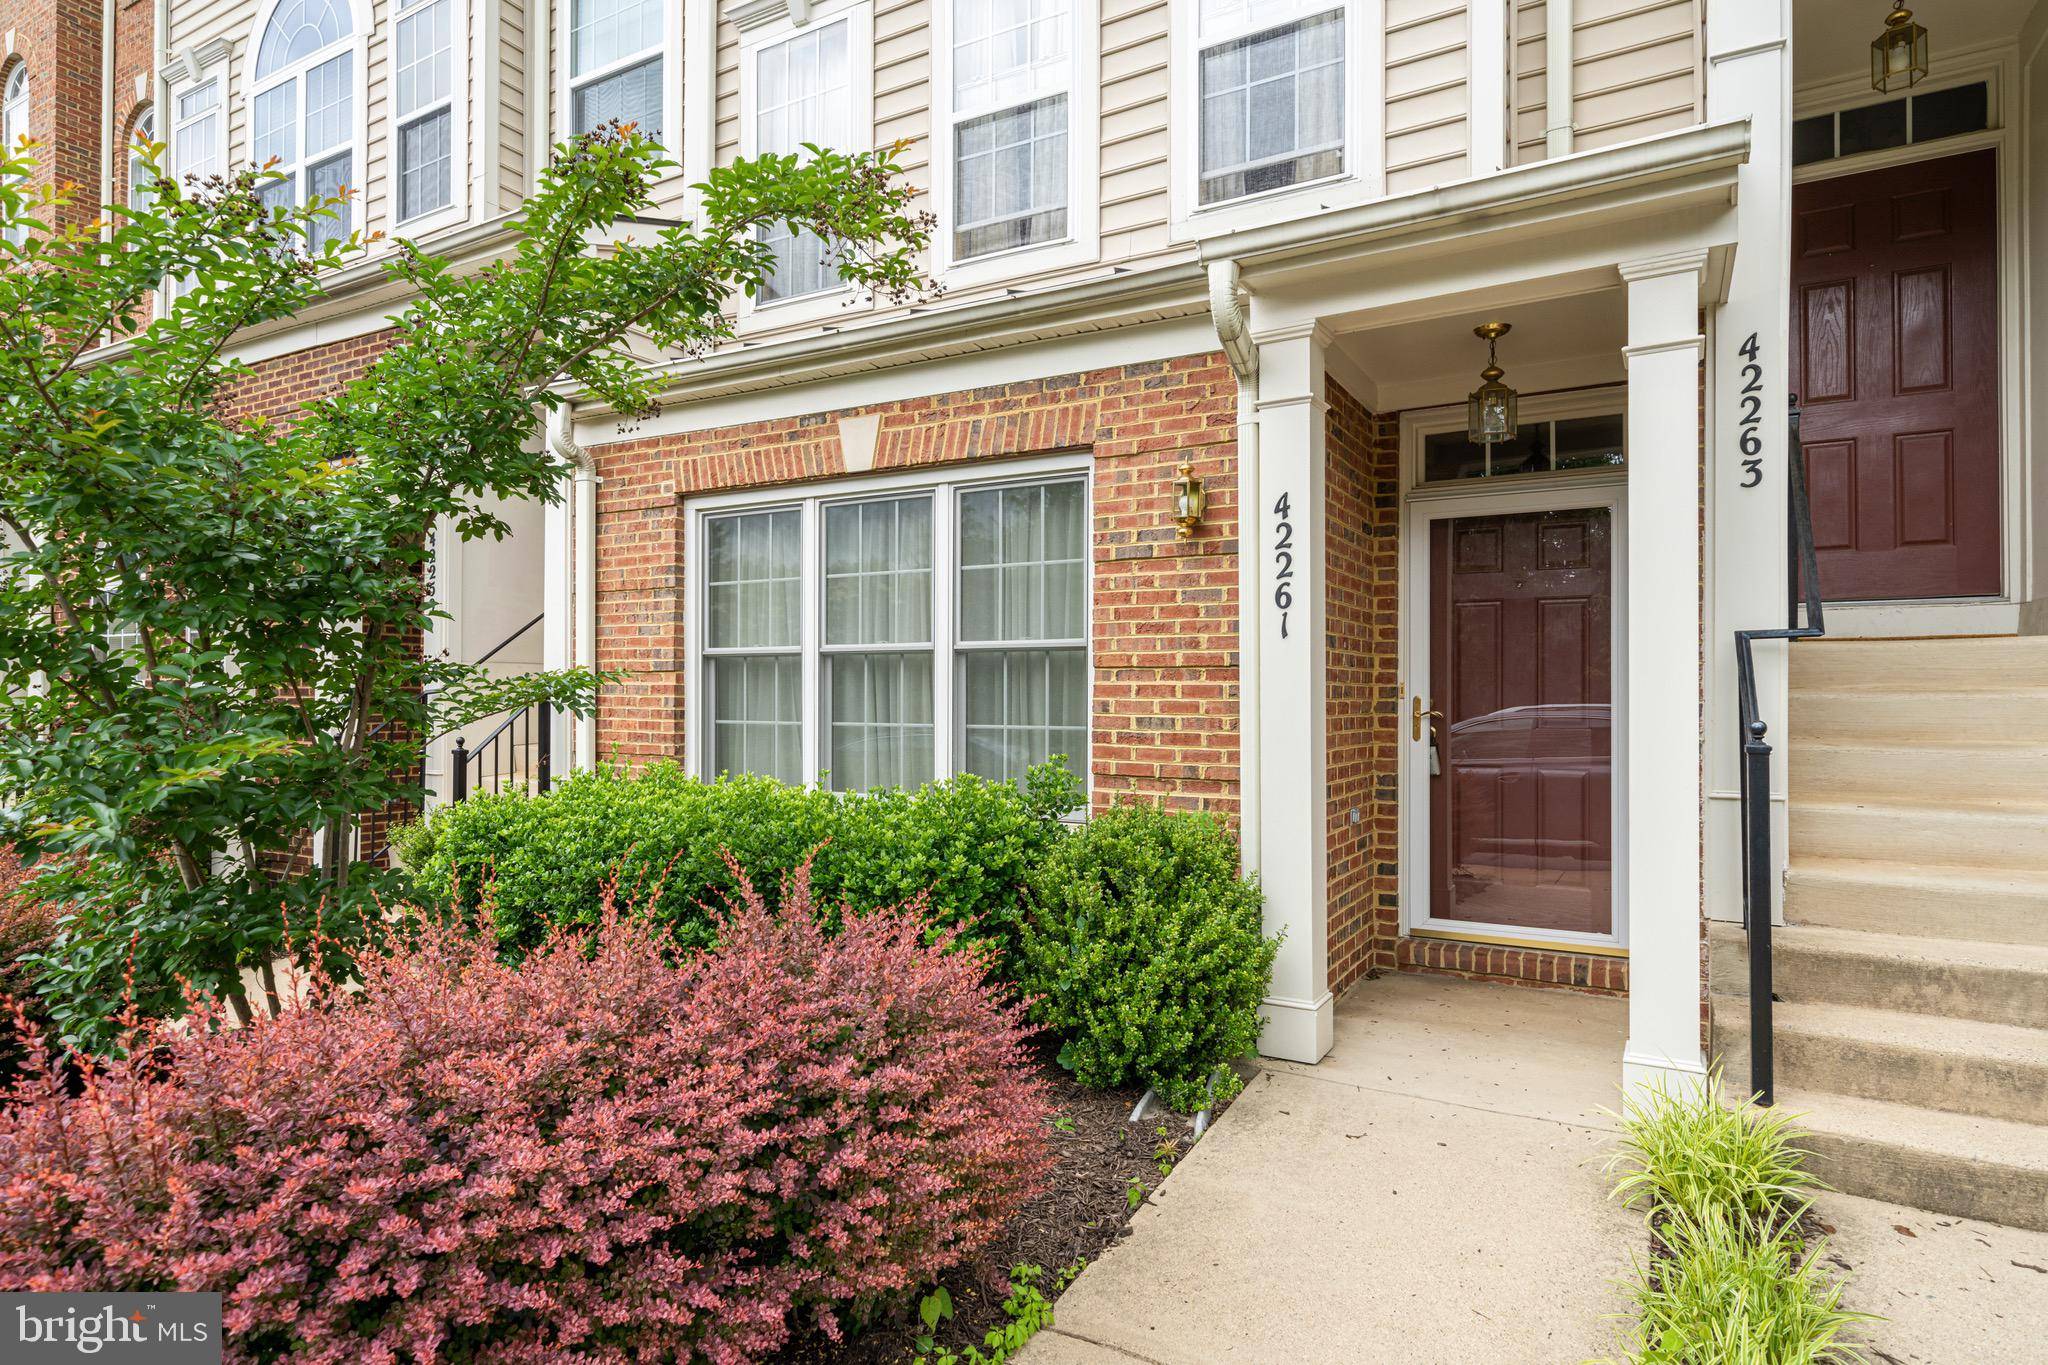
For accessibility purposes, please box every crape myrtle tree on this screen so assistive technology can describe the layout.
[0,126,932,1050]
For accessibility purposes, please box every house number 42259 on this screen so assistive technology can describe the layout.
[1736,332,1764,489]
[1272,493,1296,639]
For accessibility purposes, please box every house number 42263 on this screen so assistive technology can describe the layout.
[1272,493,1296,639]
[1736,332,1764,489]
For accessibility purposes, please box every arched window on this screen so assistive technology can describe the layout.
[128,106,156,210]
[249,0,360,252]
[2,65,28,248]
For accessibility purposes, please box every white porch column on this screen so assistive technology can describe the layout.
[1621,252,1710,1099]
[1251,323,1333,1064]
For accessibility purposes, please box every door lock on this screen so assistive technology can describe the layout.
[1412,695,1444,743]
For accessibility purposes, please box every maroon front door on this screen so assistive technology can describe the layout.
[1428,508,1614,939]
[1791,149,2000,601]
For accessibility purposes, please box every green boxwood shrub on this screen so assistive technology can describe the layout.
[1017,804,1277,1112]
[401,760,1083,964]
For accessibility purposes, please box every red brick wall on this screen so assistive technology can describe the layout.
[584,353,1243,816]
[223,331,395,424]
[1324,379,1400,996]
[1,0,103,233]
[110,0,154,208]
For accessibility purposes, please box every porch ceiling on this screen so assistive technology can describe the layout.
[1794,0,2034,89]
[1330,288,1625,415]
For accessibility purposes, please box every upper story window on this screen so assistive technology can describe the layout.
[2,65,27,249]
[752,17,854,303]
[172,77,224,183]
[571,0,664,141]
[948,0,1072,261]
[1196,0,1344,205]
[128,108,156,209]
[250,0,363,253]
[394,0,456,222]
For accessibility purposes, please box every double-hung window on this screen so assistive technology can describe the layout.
[693,465,1088,796]
[947,0,1073,262]
[570,0,664,141]
[394,0,456,222]
[173,77,224,184]
[750,16,855,303]
[249,0,361,253]
[1194,0,1345,205]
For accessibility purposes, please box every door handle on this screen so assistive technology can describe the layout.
[1412,695,1444,743]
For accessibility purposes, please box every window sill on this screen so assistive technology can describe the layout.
[939,232,1102,293]
[1168,168,1369,244]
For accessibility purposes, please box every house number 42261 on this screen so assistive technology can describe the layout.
[1736,332,1764,488]
[1272,493,1296,639]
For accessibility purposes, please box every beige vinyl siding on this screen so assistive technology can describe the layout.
[714,15,740,168]
[1511,0,1546,163]
[363,0,390,230]
[1571,0,1701,150]
[1099,0,1168,261]
[1384,0,1468,194]
[497,0,527,208]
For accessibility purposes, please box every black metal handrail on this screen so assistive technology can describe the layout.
[1732,398,1827,1105]
[450,699,554,802]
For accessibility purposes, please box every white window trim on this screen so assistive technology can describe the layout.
[555,0,683,176]
[1167,0,1383,243]
[1399,386,1629,496]
[683,453,1094,801]
[169,71,228,184]
[930,0,1101,289]
[383,0,470,236]
[240,0,371,248]
[734,0,878,333]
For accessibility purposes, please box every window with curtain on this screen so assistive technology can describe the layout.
[694,470,1088,795]
[395,0,454,221]
[1196,1,1344,206]
[127,107,156,210]
[753,18,852,303]
[704,508,803,783]
[571,0,664,141]
[3,66,28,249]
[250,0,358,253]
[949,0,1071,261]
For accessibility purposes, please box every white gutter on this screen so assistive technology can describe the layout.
[1209,260,1261,873]
[99,0,116,231]
[546,401,599,772]
[1546,0,1575,159]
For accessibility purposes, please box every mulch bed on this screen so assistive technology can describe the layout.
[784,1044,1233,1363]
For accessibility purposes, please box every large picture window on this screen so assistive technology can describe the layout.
[570,0,664,140]
[1194,0,1345,205]
[249,0,362,252]
[692,465,1089,796]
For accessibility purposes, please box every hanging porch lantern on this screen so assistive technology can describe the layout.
[1466,322,1518,445]
[1871,6,1929,93]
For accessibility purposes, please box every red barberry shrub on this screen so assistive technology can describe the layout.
[0,861,1049,1363]
[0,844,61,1078]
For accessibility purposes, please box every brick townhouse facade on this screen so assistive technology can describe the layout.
[13,0,2047,1225]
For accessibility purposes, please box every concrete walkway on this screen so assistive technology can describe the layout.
[1024,972,2048,1365]
[1024,974,1642,1364]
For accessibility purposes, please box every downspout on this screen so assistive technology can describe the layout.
[1209,259,1261,873]
[99,0,116,231]
[1545,0,1575,158]
[547,402,600,772]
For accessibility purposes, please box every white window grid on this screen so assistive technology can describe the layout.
[687,458,1091,799]
[753,16,854,304]
[1196,5,1345,203]
[246,0,364,254]
[173,77,224,184]
[394,0,457,224]
[3,65,27,249]
[128,107,156,210]
[569,0,665,142]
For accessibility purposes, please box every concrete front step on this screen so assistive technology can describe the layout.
[1711,996,2048,1125]
[1790,800,2048,873]
[1785,858,2048,947]
[1757,1089,2048,1234]
[1708,921,2048,1029]
[1790,741,2048,807]
[1791,688,2048,746]
[1790,635,2048,693]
